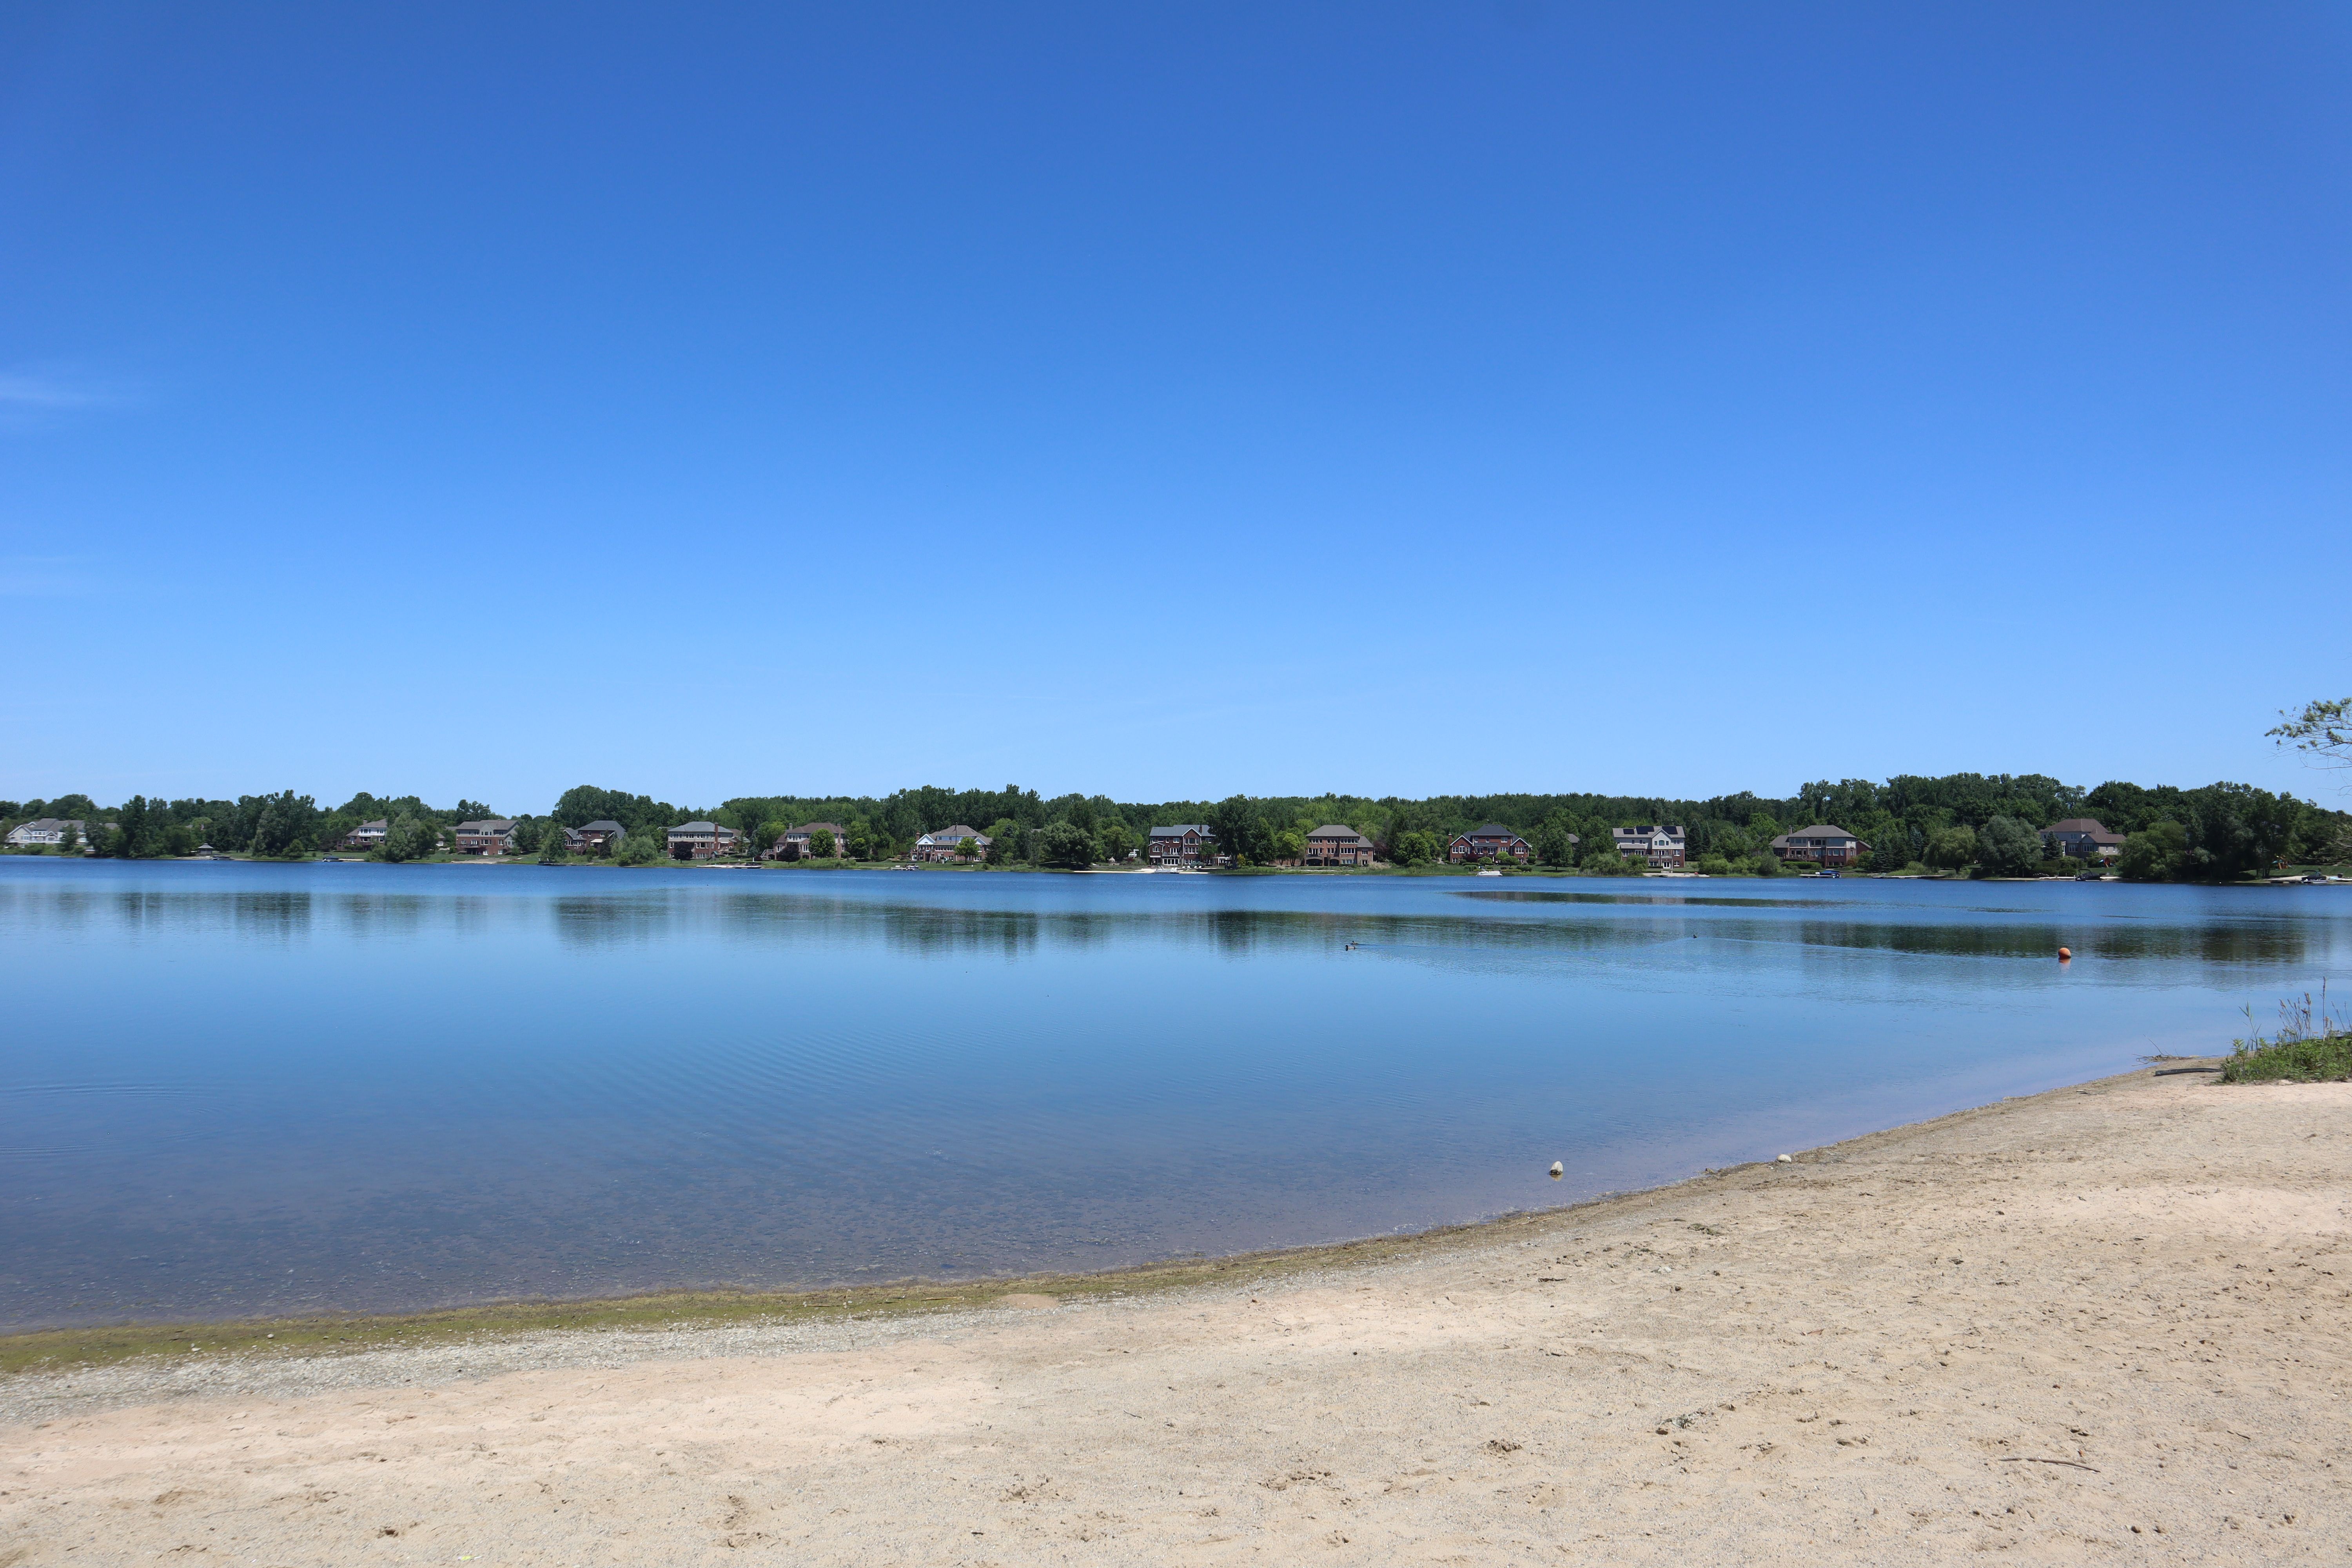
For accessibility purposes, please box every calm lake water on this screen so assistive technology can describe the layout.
[3,859,2346,1332]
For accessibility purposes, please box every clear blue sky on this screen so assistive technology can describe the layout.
[4,4,2348,812]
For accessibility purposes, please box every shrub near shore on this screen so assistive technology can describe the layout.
[2220,990,2352,1083]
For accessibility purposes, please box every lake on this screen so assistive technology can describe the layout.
[3,858,2346,1333]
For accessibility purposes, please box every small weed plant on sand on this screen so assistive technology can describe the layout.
[2220,985,2352,1083]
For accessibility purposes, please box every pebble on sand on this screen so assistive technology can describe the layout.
[1777,1154,1793,1163]
[1548,1161,1564,1179]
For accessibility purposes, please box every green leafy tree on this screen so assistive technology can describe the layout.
[809,828,837,860]
[1867,829,1914,874]
[1925,824,1977,871]
[1747,851,1780,877]
[2118,820,2188,881]
[847,819,877,860]
[615,830,662,866]
[1579,835,1624,873]
[58,823,81,855]
[1270,828,1305,863]
[102,795,158,858]
[1533,818,1577,867]
[955,835,982,860]
[777,837,802,862]
[538,824,572,864]
[1976,815,2043,878]
[379,815,439,862]
[1097,821,1135,862]
[1210,796,1274,866]
[1037,822,1094,868]
[247,792,317,858]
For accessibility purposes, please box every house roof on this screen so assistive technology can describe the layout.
[1306,824,1371,840]
[1150,824,1211,838]
[788,822,847,837]
[1458,824,1524,839]
[580,819,625,833]
[12,817,79,831]
[2044,818,2112,835]
[669,821,735,834]
[919,825,987,842]
[353,819,389,833]
[455,819,515,832]
[1613,824,1687,837]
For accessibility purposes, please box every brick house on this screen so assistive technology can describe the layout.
[2040,818,2125,861]
[339,819,390,850]
[1768,825,1869,866]
[1612,825,1688,868]
[773,822,849,859]
[1448,824,1532,863]
[575,820,626,853]
[453,818,521,855]
[911,825,990,863]
[665,821,746,859]
[1148,824,1218,866]
[1303,824,1377,867]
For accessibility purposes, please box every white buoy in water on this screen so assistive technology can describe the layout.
[1548,1161,1564,1180]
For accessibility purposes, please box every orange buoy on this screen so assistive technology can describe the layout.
[2057,946,2072,961]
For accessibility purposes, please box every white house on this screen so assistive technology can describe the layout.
[1611,825,1687,869]
[5,817,89,848]
[911,825,991,862]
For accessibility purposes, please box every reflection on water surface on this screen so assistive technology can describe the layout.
[1,860,2344,1331]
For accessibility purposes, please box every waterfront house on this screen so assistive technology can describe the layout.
[666,821,745,859]
[1304,824,1378,867]
[453,818,521,855]
[1148,824,1218,866]
[341,818,390,851]
[575,820,626,853]
[2040,818,2125,860]
[774,822,850,859]
[1611,825,1688,868]
[5,817,90,848]
[911,825,989,862]
[1768,825,1868,867]
[1448,824,1532,863]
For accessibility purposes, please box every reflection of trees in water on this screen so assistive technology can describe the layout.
[230,892,312,940]
[334,895,430,939]
[1789,919,2312,965]
[555,895,689,947]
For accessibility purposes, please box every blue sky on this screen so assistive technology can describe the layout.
[3,4,2348,812]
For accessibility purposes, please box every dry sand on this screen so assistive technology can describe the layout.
[4,1065,2347,1565]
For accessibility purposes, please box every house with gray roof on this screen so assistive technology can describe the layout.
[5,817,90,849]
[1148,823,1217,866]
[911,825,990,863]
[1449,824,1532,864]
[664,821,745,859]
[1303,824,1377,867]
[1612,825,1688,868]
[2040,818,2125,860]
[1768,825,1868,866]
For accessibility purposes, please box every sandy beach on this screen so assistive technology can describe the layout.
[3,1064,2346,1565]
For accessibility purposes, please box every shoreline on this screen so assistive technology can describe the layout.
[6,1056,2346,1563]
[0,1056,2244,1381]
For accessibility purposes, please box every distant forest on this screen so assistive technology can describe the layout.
[4,771,2348,882]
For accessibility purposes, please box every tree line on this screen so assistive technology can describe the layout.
[5,770,2347,881]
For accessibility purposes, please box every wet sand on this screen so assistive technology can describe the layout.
[3,1064,2346,1564]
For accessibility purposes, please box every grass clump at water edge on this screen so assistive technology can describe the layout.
[2218,986,2352,1083]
